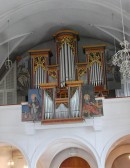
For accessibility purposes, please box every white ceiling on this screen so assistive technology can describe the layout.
[0,0,130,68]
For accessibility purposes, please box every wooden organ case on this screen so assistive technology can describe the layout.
[39,30,83,123]
[27,30,108,124]
[29,49,52,89]
[53,30,79,87]
[82,45,109,96]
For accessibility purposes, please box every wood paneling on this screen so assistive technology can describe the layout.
[60,156,90,168]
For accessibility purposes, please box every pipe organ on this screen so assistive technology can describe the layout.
[22,30,109,123]
[82,45,108,94]
[53,30,79,87]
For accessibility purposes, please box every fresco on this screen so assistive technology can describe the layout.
[22,89,42,121]
[17,56,30,96]
[82,84,103,117]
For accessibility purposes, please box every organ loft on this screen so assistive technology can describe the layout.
[22,29,120,123]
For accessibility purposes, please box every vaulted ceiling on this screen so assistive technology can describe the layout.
[0,0,130,69]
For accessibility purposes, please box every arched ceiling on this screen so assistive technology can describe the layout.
[0,0,130,68]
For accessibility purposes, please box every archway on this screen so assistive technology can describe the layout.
[36,138,99,168]
[112,153,130,168]
[59,156,90,168]
[105,135,130,168]
[0,143,28,168]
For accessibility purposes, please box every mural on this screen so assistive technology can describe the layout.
[22,89,42,121]
[82,84,103,117]
[17,56,30,96]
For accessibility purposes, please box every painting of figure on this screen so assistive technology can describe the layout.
[82,84,103,117]
[17,56,30,96]
[22,89,42,121]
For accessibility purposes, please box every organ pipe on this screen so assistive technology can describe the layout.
[53,30,79,87]
[83,45,107,90]
[70,89,80,117]
[89,62,104,86]
[35,66,45,88]
[59,43,75,87]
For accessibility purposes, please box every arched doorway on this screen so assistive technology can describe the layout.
[60,156,90,168]
[0,143,28,168]
[112,153,130,168]
[36,140,99,168]
[105,135,130,168]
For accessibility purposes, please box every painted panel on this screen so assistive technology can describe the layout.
[82,84,103,117]
[22,89,42,121]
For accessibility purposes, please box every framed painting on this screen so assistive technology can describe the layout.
[82,84,103,117]
[22,89,42,121]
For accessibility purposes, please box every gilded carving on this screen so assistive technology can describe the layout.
[77,66,87,77]
[88,51,103,67]
[57,35,76,55]
[48,69,57,79]
[34,56,46,71]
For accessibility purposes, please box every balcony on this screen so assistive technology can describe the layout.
[0,97,130,133]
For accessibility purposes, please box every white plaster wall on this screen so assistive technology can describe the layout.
[0,97,130,168]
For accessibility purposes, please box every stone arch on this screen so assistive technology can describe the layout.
[106,144,130,168]
[32,136,100,168]
[50,147,97,168]
[100,131,130,168]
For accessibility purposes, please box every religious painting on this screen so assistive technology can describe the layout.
[17,56,31,96]
[82,84,103,117]
[22,89,42,121]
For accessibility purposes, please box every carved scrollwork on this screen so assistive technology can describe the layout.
[34,56,46,72]
[77,65,87,77]
[48,69,57,79]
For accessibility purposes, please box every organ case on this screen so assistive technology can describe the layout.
[83,44,109,95]
[29,49,52,89]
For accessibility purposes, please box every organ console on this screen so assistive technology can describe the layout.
[40,30,84,123]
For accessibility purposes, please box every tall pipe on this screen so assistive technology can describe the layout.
[68,45,72,80]
[60,47,62,86]
[71,49,74,80]
[64,42,68,81]
[35,70,37,88]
